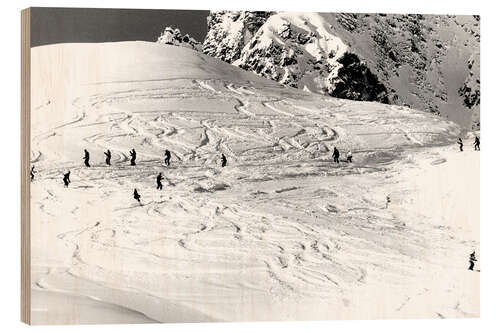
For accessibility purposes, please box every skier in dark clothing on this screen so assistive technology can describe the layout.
[30,165,36,181]
[221,153,227,168]
[63,171,71,187]
[332,147,340,164]
[104,149,111,166]
[83,149,90,167]
[130,149,137,166]
[133,188,141,204]
[457,138,463,152]
[468,251,477,271]
[164,149,171,166]
[474,136,480,151]
[156,172,164,190]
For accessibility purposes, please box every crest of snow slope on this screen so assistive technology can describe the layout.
[203,12,480,129]
[157,26,201,51]
[30,42,477,324]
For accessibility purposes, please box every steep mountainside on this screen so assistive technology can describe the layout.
[202,11,274,63]
[202,12,480,129]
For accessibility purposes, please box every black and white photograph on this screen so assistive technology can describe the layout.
[19,4,483,326]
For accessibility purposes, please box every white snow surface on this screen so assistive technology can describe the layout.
[30,42,478,324]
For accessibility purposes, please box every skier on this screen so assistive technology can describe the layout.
[386,195,391,209]
[63,171,71,187]
[221,153,227,168]
[164,149,171,166]
[346,150,353,163]
[332,147,340,164]
[129,149,137,166]
[457,138,463,152]
[156,172,164,190]
[474,136,480,151]
[104,149,111,166]
[30,165,36,182]
[133,188,141,204]
[83,149,90,167]
[468,251,477,271]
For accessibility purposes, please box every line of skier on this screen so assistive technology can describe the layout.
[55,148,229,201]
[33,136,478,208]
[30,145,352,186]
[51,145,350,204]
[56,144,347,204]
[78,148,227,169]
[83,148,139,168]
[29,135,479,188]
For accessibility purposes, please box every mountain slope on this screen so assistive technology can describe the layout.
[30,41,477,324]
[202,12,480,129]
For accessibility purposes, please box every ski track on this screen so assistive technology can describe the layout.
[31,67,475,321]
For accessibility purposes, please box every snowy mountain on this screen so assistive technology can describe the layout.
[30,41,478,323]
[202,12,480,129]
[157,26,201,51]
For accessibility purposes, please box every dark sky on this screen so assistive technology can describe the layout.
[30,7,209,47]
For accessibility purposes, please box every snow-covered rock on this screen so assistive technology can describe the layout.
[202,11,274,63]
[459,52,480,129]
[202,12,480,129]
[157,26,201,51]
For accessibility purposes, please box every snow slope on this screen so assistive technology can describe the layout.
[30,42,478,324]
[202,12,480,129]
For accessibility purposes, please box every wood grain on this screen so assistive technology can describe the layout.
[21,7,31,325]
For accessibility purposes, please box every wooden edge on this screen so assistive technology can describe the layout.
[21,7,31,325]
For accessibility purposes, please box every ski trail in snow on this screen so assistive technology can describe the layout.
[262,101,296,117]
[226,83,243,95]
[226,83,256,96]
[196,79,218,93]
[393,118,424,146]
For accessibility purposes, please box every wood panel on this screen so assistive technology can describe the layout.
[21,7,31,325]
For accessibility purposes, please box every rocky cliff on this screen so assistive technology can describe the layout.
[202,12,480,129]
